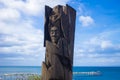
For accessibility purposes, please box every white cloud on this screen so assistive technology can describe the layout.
[4,57,25,61]
[101,40,113,49]
[78,3,86,15]
[83,36,114,50]
[0,8,20,21]
[74,52,120,66]
[0,0,69,16]
[74,30,120,66]
[0,0,69,66]
[83,29,120,50]
[79,15,94,27]
[0,21,44,55]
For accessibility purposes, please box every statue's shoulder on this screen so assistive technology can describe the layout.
[46,40,57,49]
[46,40,52,46]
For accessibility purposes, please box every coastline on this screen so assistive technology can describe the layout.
[0,66,120,80]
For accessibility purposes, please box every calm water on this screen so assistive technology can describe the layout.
[73,67,120,80]
[0,66,120,80]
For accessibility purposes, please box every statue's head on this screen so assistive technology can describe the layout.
[50,25,60,45]
[48,8,63,45]
[49,18,63,45]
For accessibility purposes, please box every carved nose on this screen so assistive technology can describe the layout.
[52,32,56,36]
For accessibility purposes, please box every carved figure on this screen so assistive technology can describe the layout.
[41,4,76,80]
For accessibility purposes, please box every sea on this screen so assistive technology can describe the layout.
[0,66,120,80]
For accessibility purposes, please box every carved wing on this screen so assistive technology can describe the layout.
[61,4,76,65]
[44,6,52,47]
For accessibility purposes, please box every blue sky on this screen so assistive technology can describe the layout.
[0,0,120,66]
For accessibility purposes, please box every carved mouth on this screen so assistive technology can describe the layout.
[51,37,58,42]
[51,37,57,40]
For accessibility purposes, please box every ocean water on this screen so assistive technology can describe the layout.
[73,67,120,80]
[0,66,120,80]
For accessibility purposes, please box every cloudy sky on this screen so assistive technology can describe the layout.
[0,0,120,66]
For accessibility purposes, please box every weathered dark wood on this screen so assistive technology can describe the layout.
[41,4,76,80]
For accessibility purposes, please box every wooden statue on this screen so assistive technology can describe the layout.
[41,4,76,80]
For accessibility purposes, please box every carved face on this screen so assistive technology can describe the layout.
[50,26,60,44]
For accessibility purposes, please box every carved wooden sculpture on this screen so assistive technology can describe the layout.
[41,4,76,80]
